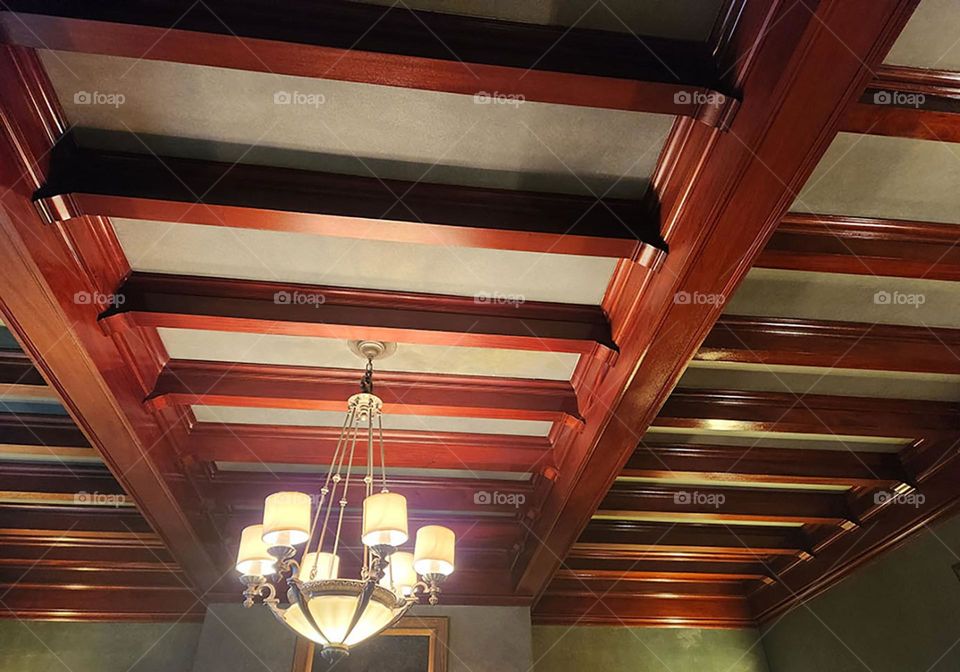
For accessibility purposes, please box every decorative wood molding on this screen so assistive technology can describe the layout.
[700,313,960,374]
[0,1,736,122]
[758,212,960,280]
[533,592,756,628]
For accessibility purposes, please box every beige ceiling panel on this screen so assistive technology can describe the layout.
[885,0,960,70]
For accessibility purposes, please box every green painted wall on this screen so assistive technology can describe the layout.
[760,512,960,672]
[533,626,770,671]
[0,620,201,672]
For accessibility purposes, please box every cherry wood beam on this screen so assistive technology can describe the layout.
[0,1,736,123]
[512,0,920,601]
[656,389,959,439]
[0,585,205,621]
[0,46,223,589]
[700,314,960,375]
[573,521,811,561]
[598,483,856,526]
[0,542,177,568]
[0,566,188,589]
[624,444,909,489]
[148,360,581,423]
[100,272,614,354]
[757,212,960,280]
[533,592,755,627]
[37,141,666,264]
[841,65,960,142]
[190,422,553,475]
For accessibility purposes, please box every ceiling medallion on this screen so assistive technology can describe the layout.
[235,341,455,664]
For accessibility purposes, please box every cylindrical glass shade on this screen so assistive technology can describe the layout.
[236,524,276,576]
[380,551,417,596]
[361,492,408,547]
[414,526,455,576]
[262,491,311,547]
[300,552,340,581]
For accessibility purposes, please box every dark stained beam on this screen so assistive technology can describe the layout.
[559,558,773,583]
[841,65,960,142]
[700,314,960,375]
[0,585,205,621]
[656,390,959,439]
[0,349,45,386]
[37,142,665,263]
[624,444,909,489]
[573,521,812,561]
[597,483,857,526]
[0,413,89,448]
[148,360,582,423]
[190,422,553,475]
[100,272,615,354]
[514,0,921,601]
[0,1,735,122]
[757,212,960,280]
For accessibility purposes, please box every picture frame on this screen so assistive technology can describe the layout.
[291,616,449,672]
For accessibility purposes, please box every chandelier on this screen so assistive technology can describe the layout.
[234,340,456,664]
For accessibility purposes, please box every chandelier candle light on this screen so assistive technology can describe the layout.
[234,341,456,664]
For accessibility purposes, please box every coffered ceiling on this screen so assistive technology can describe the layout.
[0,0,956,628]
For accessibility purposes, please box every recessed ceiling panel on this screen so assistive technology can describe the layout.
[40,50,674,197]
[113,219,617,305]
[193,404,553,436]
[885,0,960,70]
[794,133,960,224]
[347,0,725,40]
[725,268,960,329]
[158,329,580,381]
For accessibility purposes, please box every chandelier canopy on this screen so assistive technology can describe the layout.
[234,341,456,664]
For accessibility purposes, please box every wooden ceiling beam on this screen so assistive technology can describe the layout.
[0,349,46,386]
[757,212,960,280]
[557,560,773,583]
[624,444,909,489]
[37,141,665,263]
[0,1,734,122]
[841,64,960,142]
[0,584,206,621]
[149,360,582,423]
[100,272,615,355]
[573,521,812,561]
[656,389,959,438]
[189,422,553,475]
[597,483,857,526]
[700,314,960,375]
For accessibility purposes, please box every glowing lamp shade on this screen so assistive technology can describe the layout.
[300,552,340,581]
[414,526,456,576]
[236,525,276,577]
[379,551,417,596]
[361,492,408,547]
[262,492,311,547]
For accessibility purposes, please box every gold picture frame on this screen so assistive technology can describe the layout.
[291,616,449,672]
